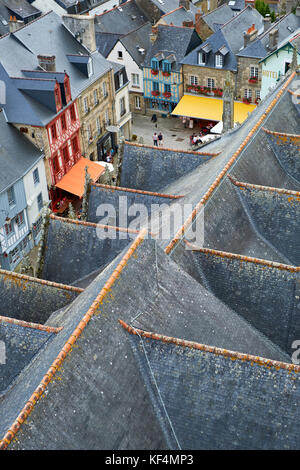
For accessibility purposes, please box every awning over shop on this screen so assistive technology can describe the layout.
[172,95,256,124]
[56,157,105,198]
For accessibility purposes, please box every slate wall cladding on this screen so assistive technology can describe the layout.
[0,323,53,396]
[234,185,300,265]
[129,335,300,450]
[87,185,179,226]
[266,133,300,184]
[0,273,79,324]
[42,218,134,285]
[120,144,213,192]
[185,250,300,357]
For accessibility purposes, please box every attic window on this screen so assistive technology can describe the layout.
[198,51,206,65]
[118,51,123,59]
[215,53,223,68]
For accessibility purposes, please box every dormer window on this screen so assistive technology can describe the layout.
[87,58,93,78]
[162,61,171,73]
[151,58,159,70]
[215,53,223,68]
[198,51,206,65]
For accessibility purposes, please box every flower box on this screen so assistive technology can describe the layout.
[162,71,170,77]
[151,69,158,75]
[151,90,160,96]
[243,97,251,104]
[163,92,171,98]
[248,77,258,83]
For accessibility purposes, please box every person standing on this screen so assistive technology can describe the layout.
[153,132,158,146]
[158,132,163,147]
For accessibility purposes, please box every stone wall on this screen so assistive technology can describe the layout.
[236,56,262,102]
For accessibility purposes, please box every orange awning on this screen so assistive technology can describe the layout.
[56,157,105,198]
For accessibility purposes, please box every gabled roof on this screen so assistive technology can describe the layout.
[203,3,235,32]
[118,22,152,66]
[159,5,195,27]
[142,24,202,71]
[2,0,41,20]
[95,0,148,35]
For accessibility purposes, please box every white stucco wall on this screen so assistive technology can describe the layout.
[23,158,49,228]
[108,41,144,95]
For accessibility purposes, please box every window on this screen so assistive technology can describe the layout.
[151,59,159,70]
[118,51,123,59]
[103,82,108,97]
[162,61,171,73]
[7,187,15,207]
[153,82,159,92]
[70,103,76,121]
[54,87,61,109]
[16,212,24,227]
[244,89,252,98]
[64,78,71,101]
[87,125,92,141]
[37,193,43,212]
[135,96,141,109]
[72,136,79,154]
[250,66,258,78]
[5,222,13,236]
[96,117,101,135]
[61,113,67,131]
[207,78,215,89]
[119,73,124,88]
[189,75,199,86]
[33,168,40,185]
[215,54,223,68]
[62,146,69,163]
[94,89,98,105]
[207,0,210,10]
[255,90,260,100]
[53,154,60,174]
[87,58,93,77]
[9,246,20,265]
[51,123,57,140]
[132,73,140,86]
[198,51,206,65]
[105,110,110,125]
[164,84,171,93]
[120,97,126,116]
[83,96,89,114]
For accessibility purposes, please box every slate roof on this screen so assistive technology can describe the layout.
[150,0,198,16]
[95,0,148,35]
[0,110,43,193]
[142,23,202,72]
[237,12,300,59]
[118,23,152,66]
[159,5,195,26]
[202,3,235,32]
[2,0,41,20]
[95,32,123,57]
[0,72,299,450]
[0,11,112,125]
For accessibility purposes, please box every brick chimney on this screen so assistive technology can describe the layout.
[150,25,158,44]
[179,0,190,10]
[269,28,279,51]
[182,20,194,28]
[9,16,24,33]
[37,55,56,72]
[244,24,258,48]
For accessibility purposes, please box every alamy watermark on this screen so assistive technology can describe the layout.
[95,197,204,247]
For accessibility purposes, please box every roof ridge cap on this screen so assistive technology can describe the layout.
[119,320,300,372]
[228,174,300,196]
[91,182,184,199]
[0,315,62,334]
[50,214,142,234]
[124,141,220,156]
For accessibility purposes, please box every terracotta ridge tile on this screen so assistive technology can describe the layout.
[119,319,300,373]
[0,229,148,451]
[0,316,62,334]
[228,175,300,196]
[124,141,221,156]
[0,268,84,294]
[262,127,300,139]
[50,214,140,234]
[91,183,184,199]
[164,71,296,255]
[184,240,300,272]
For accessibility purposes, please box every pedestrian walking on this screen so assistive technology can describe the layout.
[158,132,163,147]
[153,132,158,146]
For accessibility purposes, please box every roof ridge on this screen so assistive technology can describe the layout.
[50,214,143,234]
[228,174,300,196]
[160,6,184,18]
[164,71,296,255]
[94,0,133,18]
[0,10,53,41]
[0,229,148,451]
[220,4,252,30]
[91,182,184,199]
[185,241,300,272]
[119,320,300,372]
[0,315,62,334]
[124,141,221,156]
[262,127,300,139]
[0,268,84,294]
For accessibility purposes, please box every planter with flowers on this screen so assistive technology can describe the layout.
[163,91,171,98]
[162,71,170,77]
[243,97,252,104]
[151,69,159,75]
[151,90,160,96]
[248,77,258,84]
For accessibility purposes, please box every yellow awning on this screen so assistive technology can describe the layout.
[172,95,256,123]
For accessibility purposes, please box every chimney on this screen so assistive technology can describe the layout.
[244,24,258,48]
[296,6,300,16]
[150,25,158,44]
[37,55,56,72]
[263,14,271,32]
[179,0,190,10]
[63,14,97,53]
[9,16,24,33]
[182,20,194,28]
[269,28,279,51]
